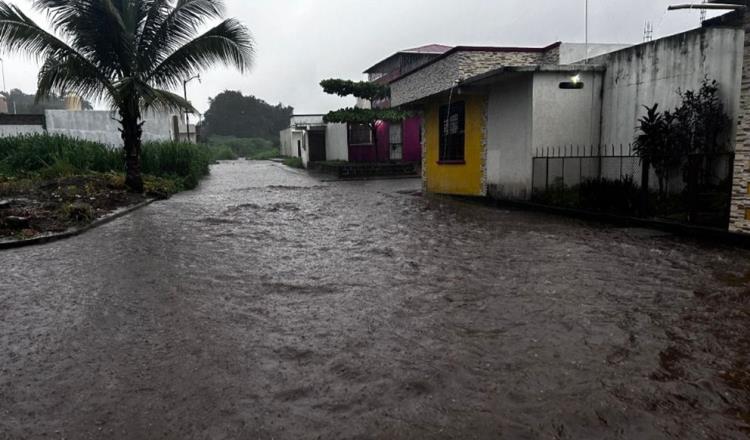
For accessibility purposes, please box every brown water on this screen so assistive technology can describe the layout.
[1,160,749,439]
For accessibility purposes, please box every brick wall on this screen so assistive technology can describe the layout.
[730,14,750,233]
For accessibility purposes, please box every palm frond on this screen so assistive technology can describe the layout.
[37,54,115,105]
[139,0,225,69]
[141,87,195,113]
[0,3,94,65]
[32,0,133,77]
[148,18,253,90]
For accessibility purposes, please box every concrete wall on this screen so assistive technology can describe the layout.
[279,128,294,157]
[485,71,603,200]
[325,123,349,161]
[532,71,603,150]
[558,43,633,64]
[0,125,45,136]
[45,110,175,147]
[486,75,534,199]
[592,26,744,146]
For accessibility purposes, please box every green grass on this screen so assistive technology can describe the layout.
[205,135,280,160]
[0,134,211,192]
[283,157,304,169]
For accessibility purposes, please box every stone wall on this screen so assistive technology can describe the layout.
[730,14,750,233]
[391,49,550,106]
[391,54,462,107]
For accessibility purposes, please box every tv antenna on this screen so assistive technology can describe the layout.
[643,21,654,42]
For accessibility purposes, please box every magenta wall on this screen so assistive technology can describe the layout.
[402,117,422,162]
[347,119,422,163]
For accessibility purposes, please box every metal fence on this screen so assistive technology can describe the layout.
[531,144,735,228]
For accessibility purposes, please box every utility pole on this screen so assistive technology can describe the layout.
[183,74,200,142]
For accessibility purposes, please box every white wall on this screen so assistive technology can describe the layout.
[325,123,348,161]
[558,43,633,64]
[45,110,175,147]
[592,26,744,146]
[531,71,603,150]
[486,75,534,199]
[485,71,603,200]
[279,128,294,157]
[0,125,45,136]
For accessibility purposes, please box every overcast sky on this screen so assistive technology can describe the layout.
[1,0,722,115]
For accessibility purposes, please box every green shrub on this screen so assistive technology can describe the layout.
[140,141,211,190]
[0,135,211,191]
[283,157,304,169]
[205,135,280,160]
[209,145,238,162]
[0,134,122,176]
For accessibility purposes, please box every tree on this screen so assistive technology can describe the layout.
[0,0,253,192]
[634,78,732,197]
[202,91,293,141]
[1,88,94,113]
[320,79,409,162]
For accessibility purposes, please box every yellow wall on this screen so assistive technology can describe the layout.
[424,94,486,196]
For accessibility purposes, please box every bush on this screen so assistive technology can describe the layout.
[140,141,211,190]
[205,135,280,160]
[578,176,641,214]
[283,157,304,169]
[0,134,211,191]
[0,134,122,176]
[209,146,238,162]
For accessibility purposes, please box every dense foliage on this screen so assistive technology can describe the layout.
[634,78,731,195]
[1,89,94,113]
[202,91,293,141]
[0,0,253,192]
[0,134,210,191]
[320,79,410,161]
[320,79,390,101]
[205,135,279,160]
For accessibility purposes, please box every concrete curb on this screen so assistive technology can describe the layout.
[0,199,158,251]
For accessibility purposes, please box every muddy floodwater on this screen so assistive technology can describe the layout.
[1,160,749,439]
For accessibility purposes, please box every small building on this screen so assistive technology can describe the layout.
[389,42,630,197]
[389,29,744,202]
[279,115,349,168]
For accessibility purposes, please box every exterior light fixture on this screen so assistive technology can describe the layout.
[560,73,585,90]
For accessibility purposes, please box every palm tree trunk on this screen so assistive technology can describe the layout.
[120,101,144,193]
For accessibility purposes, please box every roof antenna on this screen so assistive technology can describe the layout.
[643,21,654,42]
[700,0,707,22]
[584,0,589,64]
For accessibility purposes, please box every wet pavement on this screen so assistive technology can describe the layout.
[1,160,749,439]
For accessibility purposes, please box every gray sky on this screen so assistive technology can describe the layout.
[1,0,722,115]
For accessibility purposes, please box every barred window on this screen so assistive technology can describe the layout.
[439,101,465,162]
[349,123,372,145]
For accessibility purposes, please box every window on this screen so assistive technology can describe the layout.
[389,123,403,160]
[439,101,465,162]
[349,123,372,145]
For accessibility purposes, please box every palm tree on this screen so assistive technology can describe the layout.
[0,0,253,192]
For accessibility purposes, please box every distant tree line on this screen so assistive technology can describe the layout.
[1,89,94,114]
[201,91,293,143]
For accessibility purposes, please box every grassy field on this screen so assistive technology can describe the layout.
[204,136,281,161]
[0,134,211,192]
[0,134,213,240]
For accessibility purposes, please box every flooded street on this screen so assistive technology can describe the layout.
[1,160,749,439]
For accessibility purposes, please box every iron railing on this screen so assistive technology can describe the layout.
[531,144,735,228]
